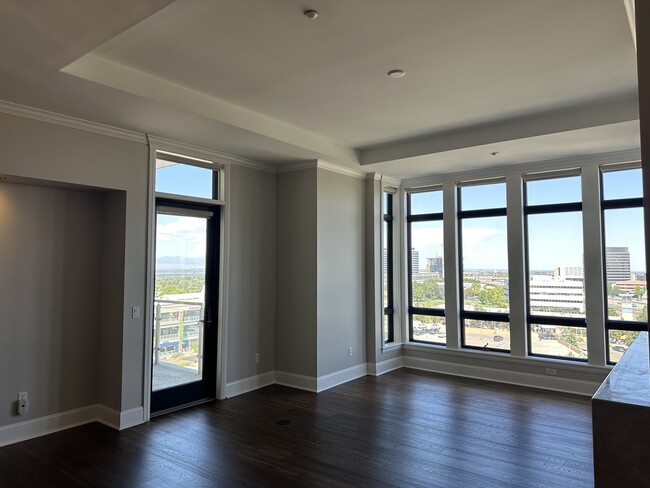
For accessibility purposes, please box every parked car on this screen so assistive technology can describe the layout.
[612,345,627,353]
[493,335,503,342]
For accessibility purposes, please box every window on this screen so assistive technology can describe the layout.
[458,181,509,351]
[601,166,646,363]
[155,152,222,201]
[407,189,445,344]
[525,173,587,361]
[383,191,395,343]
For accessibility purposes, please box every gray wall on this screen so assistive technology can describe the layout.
[99,191,127,410]
[226,164,277,383]
[0,183,106,424]
[276,169,318,377]
[316,169,366,376]
[0,112,149,417]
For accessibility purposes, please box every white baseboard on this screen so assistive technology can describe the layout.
[119,407,145,430]
[275,371,317,392]
[0,404,100,447]
[316,363,368,392]
[403,355,600,396]
[96,404,120,429]
[368,356,404,376]
[225,371,275,398]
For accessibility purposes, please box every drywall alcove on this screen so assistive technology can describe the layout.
[0,177,126,426]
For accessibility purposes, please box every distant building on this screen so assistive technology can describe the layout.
[528,276,585,314]
[411,248,420,275]
[506,275,585,314]
[427,256,443,274]
[606,247,631,282]
[613,280,647,294]
[412,272,443,284]
[554,266,583,280]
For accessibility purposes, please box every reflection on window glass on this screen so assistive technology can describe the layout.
[463,320,510,351]
[527,212,584,317]
[602,168,643,200]
[529,325,587,360]
[608,330,640,363]
[526,176,581,205]
[156,160,214,199]
[410,190,443,215]
[411,221,445,310]
[460,183,506,211]
[412,315,446,344]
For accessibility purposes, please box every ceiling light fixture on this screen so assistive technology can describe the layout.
[490,152,499,157]
[387,69,406,79]
[304,9,319,19]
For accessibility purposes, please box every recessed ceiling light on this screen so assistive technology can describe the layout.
[304,9,318,19]
[387,69,406,78]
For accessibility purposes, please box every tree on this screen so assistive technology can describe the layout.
[607,283,620,297]
[639,305,648,322]
[413,279,444,305]
[607,305,620,319]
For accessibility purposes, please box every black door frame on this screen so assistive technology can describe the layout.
[150,198,220,415]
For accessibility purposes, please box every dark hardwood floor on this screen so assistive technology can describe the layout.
[0,369,593,487]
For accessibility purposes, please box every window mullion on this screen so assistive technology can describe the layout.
[582,166,607,367]
[506,174,527,357]
[443,180,460,350]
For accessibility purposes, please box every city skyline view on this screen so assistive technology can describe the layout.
[409,169,645,272]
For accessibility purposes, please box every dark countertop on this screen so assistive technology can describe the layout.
[593,331,650,407]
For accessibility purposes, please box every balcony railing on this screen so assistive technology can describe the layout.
[153,299,204,376]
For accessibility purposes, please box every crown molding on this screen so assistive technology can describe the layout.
[365,172,401,188]
[275,159,318,174]
[0,99,277,174]
[147,135,276,174]
[317,160,368,180]
[401,148,642,189]
[277,159,371,180]
[0,99,146,144]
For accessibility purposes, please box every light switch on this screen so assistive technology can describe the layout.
[131,306,141,319]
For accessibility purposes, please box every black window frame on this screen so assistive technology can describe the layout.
[523,174,587,362]
[407,189,445,344]
[457,181,510,352]
[383,191,395,344]
[600,166,646,364]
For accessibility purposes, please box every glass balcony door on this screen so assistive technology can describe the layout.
[151,201,218,414]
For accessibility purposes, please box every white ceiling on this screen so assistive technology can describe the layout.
[0,0,640,179]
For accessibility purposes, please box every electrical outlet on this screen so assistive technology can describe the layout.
[546,368,557,376]
[348,346,353,357]
[17,392,28,415]
[255,352,260,364]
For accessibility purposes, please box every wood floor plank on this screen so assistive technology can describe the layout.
[0,369,593,487]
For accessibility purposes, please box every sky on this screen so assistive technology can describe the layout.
[156,214,207,260]
[409,169,645,272]
[155,162,645,273]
